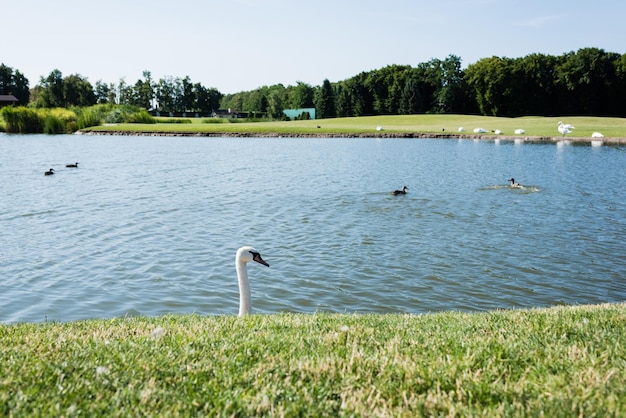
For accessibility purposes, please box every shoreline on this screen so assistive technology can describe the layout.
[78,130,626,144]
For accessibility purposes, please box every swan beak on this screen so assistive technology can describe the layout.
[252,252,270,267]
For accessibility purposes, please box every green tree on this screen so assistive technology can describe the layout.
[266,90,284,119]
[155,76,183,112]
[398,78,422,114]
[435,55,469,113]
[0,64,30,105]
[314,79,335,119]
[288,81,315,109]
[132,70,155,109]
[334,83,351,117]
[36,69,64,107]
[555,48,622,115]
[117,78,134,106]
[614,53,626,116]
[465,57,518,116]
[63,74,96,107]
[94,81,115,104]
[192,83,222,114]
[180,76,194,112]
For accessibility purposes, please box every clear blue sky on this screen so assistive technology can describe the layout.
[3,0,624,94]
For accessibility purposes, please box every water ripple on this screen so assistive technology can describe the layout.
[1,135,625,322]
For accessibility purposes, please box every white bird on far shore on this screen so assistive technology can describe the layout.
[591,132,604,138]
[558,121,575,137]
[514,129,525,135]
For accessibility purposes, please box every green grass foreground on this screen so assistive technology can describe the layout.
[2,304,625,416]
[81,115,626,140]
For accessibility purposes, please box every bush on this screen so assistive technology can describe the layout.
[42,108,77,133]
[77,106,104,130]
[125,108,156,124]
[0,106,43,133]
[102,106,156,124]
[42,114,65,134]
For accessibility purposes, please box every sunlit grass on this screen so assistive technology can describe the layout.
[1,304,624,416]
[82,115,626,138]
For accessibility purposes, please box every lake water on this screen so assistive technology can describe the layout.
[1,134,625,323]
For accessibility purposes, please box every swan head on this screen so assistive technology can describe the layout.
[236,246,269,317]
[236,246,269,267]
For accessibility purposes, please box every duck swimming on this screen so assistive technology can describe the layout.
[66,162,79,168]
[392,185,408,195]
[508,178,521,188]
[44,168,54,176]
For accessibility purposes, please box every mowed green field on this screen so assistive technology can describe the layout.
[2,304,625,416]
[83,115,626,139]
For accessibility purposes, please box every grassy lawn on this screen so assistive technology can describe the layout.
[82,115,626,139]
[2,303,624,416]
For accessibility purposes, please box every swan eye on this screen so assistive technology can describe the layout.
[249,250,269,267]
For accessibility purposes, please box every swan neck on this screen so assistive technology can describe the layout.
[236,260,251,317]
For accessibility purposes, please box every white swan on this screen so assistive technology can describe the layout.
[558,121,575,137]
[235,246,269,316]
[514,129,525,135]
[591,132,604,138]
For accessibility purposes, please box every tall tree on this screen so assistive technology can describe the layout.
[63,74,96,107]
[435,55,468,113]
[266,90,284,119]
[314,79,335,119]
[398,78,422,114]
[36,69,64,107]
[117,78,134,106]
[95,81,113,104]
[288,81,315,109]
[555,48,621,115]
[133,70,155,109]
[190,83,222,114]
[0,64,30,105]
[180,76,194,112]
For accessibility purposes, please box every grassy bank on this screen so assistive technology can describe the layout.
[2,303,624,416]
[81,115,626,140]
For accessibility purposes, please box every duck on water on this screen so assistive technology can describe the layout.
[44,168,54,176]
[66,162,79,168]
[509,178,522,188]
[392,185,408,195]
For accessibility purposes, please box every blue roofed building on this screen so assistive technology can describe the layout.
[283,108,316,120]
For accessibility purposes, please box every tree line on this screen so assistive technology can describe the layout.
[0,67,223,114]
[2,47,625,118]
[222,48,626,118]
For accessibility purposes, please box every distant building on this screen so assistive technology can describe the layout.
[211,108,241,119]
[283,108,316,120]
[0,95,18,108]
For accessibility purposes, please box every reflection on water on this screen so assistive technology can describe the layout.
[1,134,625,323]
[479,184,541,194]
